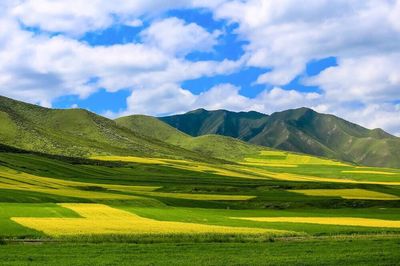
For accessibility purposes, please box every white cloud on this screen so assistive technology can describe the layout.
[141,17,220,56]
[306,54,400,102]
[11,0,191,36]
[0,2,241,107]
[119,84,322,117]
[0,0,399,136]
[212,0,400,86]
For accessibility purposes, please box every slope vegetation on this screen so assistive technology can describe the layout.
[116,115,263,161]
[0,96,209,160]
[160,108,400,168]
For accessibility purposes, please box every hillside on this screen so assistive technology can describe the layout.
[160,108,400,168]
[115,115,263,161]
[0,96,213,160]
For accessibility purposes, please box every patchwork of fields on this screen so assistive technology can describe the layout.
[0,150,400,241]
[0,149,399,265]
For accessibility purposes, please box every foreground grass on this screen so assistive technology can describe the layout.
[1,237,399,265]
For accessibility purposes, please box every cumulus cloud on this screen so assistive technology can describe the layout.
[141,17,220,56]
[112,83,322,118]
[0,2,240,107]
[11,0,191,36]
[0,0,399,135]
[213,0,400,84]
[306,54,400,102]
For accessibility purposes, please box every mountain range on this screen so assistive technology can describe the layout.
[0,96,260,163]
[1,95,399,168]
[160,108,400,168]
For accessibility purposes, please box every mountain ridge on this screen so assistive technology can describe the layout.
[160,107,400,168]
[1,95,399,168]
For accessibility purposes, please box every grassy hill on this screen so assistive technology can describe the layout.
[0,96,215,161]
[160,108,400,168]
[116,115,263,161]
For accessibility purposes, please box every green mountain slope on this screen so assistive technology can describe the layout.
[160,108,400,168]
[115,115,263,161]
[0,96,213,160]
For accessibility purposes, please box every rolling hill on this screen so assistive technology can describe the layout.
[160,108,400,168]
[0,96,263,162]
[0,96,216,161]
[2,95,400,168]
[115,115,264,161]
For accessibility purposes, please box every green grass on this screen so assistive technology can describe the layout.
[1,237,399,265]
[116,114,264,161]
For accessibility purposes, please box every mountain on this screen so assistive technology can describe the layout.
[0,95,262,162]
[3,95,399,168]
[160,108,400,168]
[115,115,263,161]
[0,96,215,161]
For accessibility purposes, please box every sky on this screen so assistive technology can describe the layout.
[0,0,400,135]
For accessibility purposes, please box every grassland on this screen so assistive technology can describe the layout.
[2,238,400,266]
[1,148,400,264]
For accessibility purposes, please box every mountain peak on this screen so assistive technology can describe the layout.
[160,107,400,168]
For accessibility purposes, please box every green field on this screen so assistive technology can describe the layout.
[0,147,400,265]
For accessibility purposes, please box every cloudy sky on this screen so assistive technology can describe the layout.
[1,0,400,135]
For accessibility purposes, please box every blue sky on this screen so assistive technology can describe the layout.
[0,1,399,135]
[54,9,337,113]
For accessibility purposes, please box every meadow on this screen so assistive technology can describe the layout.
[1,149,400,264]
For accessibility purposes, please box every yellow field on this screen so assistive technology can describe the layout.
[233,217,400,228]
[91,155,260,179]
[138,191,255,201]
[245,151,347,166]
[90,155,400,186]
[0,166,254,201]
[240,162,298,168]
[11,204,289,236]
[290,189,400,200]
[342,170,395,175]
[90,156,168,165]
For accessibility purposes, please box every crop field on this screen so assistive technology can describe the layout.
[1,150,400,264]
[12,204,282,236]
[290,188,400,200]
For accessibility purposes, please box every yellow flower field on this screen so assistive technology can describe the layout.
[0,166,255,201]
[138,191,255,201]
[342,170,395,175]
[11,204,289,236]
[89,155,400,186]
[246,151,347,166]
[289,188,400,200]
[233,217,400,228]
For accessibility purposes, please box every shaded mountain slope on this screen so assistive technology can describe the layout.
[115,115,263,161]
[160,108,400,168]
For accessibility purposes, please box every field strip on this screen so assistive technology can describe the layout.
[11,204,291,236]
[46,156,400,186]
[90,156,265,179]
[232,217,400,228]
[247,151,348,166]
[254,170,400,186]
[289,189,400,200]
[136,191,255,201]
[90,156,168,165]
[0,166,254,201]
[0,166,160,199]
[342,170,396,175]
[240,162,298,168]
